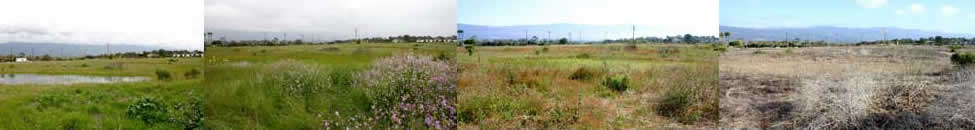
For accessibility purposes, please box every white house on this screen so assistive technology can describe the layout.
[15,58,28,62]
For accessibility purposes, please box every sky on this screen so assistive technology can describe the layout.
[721,0,975,34]
[205,0,456,41]
[458,0,719,36]
[0,0,203,50]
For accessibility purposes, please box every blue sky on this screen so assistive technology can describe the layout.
[458,0,718,36]
[721,0,975,34]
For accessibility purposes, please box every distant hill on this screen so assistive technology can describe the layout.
[720,26,975,43]
[0,42,161,57]
[458,23,701,41]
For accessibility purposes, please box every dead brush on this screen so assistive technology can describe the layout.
[870,83,934,115]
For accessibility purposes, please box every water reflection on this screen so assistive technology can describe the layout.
[0,74,150,85]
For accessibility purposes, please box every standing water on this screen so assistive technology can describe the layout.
[0,74,150,85]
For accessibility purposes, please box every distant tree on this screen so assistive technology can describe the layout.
[935,36,945,45]
[683,34,693,43]
[720,32,731,44]
[463,36,477,45]
[558,38,568,44]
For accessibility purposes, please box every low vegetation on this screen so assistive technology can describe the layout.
[458,44,719,129]
[0,58,203,129]
[204,43,455,129]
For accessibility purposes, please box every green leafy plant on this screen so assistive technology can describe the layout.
[601,75,630,93]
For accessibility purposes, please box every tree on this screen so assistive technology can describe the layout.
[683,34,693,43]
[720,32,731,44]
[463,36,477,45]
[558,38,568,44]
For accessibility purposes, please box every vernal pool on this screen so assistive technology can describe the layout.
[0,74,150,85]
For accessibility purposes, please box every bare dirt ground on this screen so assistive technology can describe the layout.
[720,45,975,129]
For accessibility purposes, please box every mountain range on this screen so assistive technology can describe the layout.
[0,42,163,57]
[720,26,975,43]
[458,23,706,41]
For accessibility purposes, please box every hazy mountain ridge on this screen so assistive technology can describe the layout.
[0,42,166,57]
[720,26,975,43]
[458,23,685,41]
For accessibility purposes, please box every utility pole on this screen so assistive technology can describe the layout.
[547,31,551,43]
[632,25,636,44]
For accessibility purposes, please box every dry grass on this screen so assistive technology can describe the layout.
[720,45,973,129]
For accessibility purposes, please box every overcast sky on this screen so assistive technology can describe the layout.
[0,0,203,50]
[458,0,719,37]
[205,0,456,41]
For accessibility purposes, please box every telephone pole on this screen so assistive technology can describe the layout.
[631,25,636,44]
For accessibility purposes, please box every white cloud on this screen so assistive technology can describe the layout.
[856,0,887,8]
[942,5,959,16]
[910,4,925,14]
[895,9,906,15]
[0,0,203,50]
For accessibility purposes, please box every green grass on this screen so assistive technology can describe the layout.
[458,44,719,129]
[204,43,455,129]
[0,58,203,129]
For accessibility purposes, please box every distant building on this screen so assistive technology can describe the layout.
[392,39,404,43]
[15,58,28,62]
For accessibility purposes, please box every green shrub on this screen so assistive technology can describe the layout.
[729,40,744,47]
[184,68,201,79]
[785,48,794,54]
[712,44,728,52]
[36,93,67,109]
[171,96,204,129]
[948,45,963,52]
[657,87,696,119]
[126,97,169,125]
[601,75,630,93]
[79,63,89,68]
[155,70,172,81]
[542,46,550,52]
[951,52,975,65]
[569,67,597,81]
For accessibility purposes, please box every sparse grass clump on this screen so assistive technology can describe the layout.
[184,68,201,79]
[753,50,765,54]
[601,75,629,93]
[625,44,638,51]
[155,69,172,81]
[569,67,598,81]
[103,62,124,70]
[320,47,340,52]
[657,87,697,122]
[575,53,592,59]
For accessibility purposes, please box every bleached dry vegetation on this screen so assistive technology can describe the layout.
[720,45,975,129]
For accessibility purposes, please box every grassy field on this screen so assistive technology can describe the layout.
[0,58,204,129]
[720,45,975,129]
[457,44,720,129]
[204,43,456,129]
